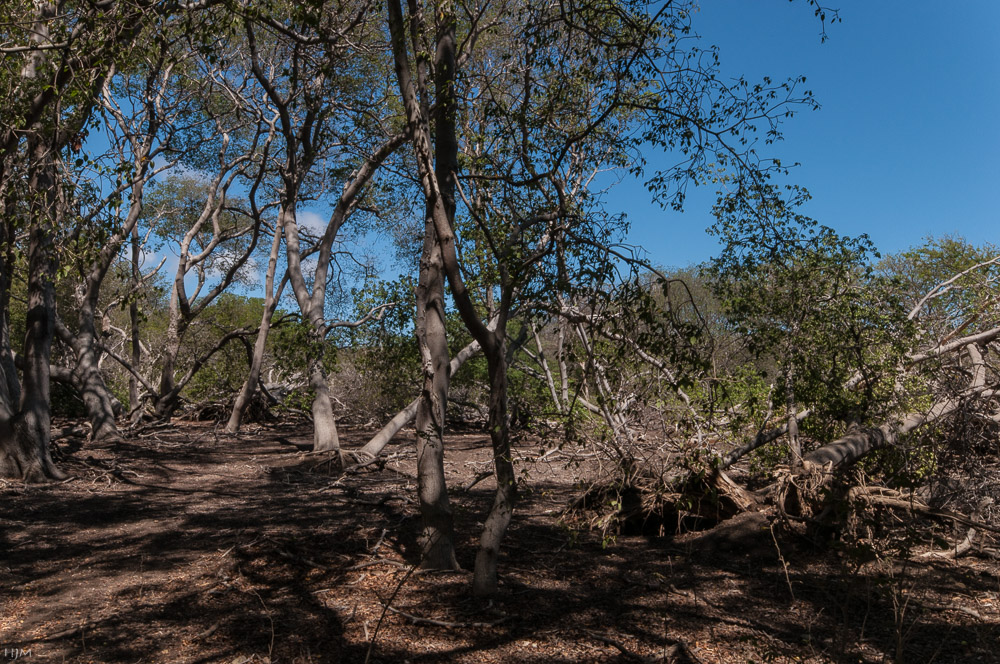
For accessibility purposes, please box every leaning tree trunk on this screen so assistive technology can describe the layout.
[473,339,516,596]
[780,376,997,519]
[356,339,481,460]
[226,305,277,433]
[226,223,284,433]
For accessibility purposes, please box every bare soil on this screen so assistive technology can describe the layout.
[1,422,998,663]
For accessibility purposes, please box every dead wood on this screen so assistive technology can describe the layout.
[717,410,811,470]
[847,488,1000,536]
[917,527,977,561]
[709,468,762,512]
[387,605,506,629]
[576,467,762,538]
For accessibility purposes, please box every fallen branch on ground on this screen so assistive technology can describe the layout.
[387,605,506,628]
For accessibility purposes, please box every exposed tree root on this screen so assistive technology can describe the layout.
[576,467,764,537]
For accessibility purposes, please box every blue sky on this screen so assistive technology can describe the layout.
[615,0,1000,269]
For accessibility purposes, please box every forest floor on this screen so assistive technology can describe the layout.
[1,421,998,664]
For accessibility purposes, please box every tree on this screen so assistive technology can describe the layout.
[235,0,405,454]
[0,0,172,479]
[706,185,908,463]
[388,0,821,593]
[52,29,202,439]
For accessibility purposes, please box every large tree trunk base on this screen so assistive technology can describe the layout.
[0,418,67,482]
[418,529,462,572]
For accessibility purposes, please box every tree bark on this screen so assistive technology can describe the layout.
[68,330,121,441]
[129,219,142,421]
[309,353,341,453]
[54,274,124,442]
[356,339,481,459]
[413,212,460,570]
[801,387,995,470]
[0,139,65,481]
[473,341,516,596]
[153,345,182,421]
[226,223,285,433]
[785,365,801,464]
[0,217,20,410]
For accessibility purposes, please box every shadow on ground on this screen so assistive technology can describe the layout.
[1,423,996,663]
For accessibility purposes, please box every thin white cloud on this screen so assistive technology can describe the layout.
[297,210,327,234]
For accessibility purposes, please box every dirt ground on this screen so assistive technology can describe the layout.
[1,421,998,664]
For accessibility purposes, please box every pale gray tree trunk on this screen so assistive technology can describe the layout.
[226,223,284,433]
[785,365,801,464]
[280,200,343,455]
[309,354,341,453]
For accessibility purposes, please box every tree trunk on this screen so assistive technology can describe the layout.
[309,355,341,454]
[226,308,276,433]
[387,0,513,589]
[71,333,121,441]
[226,223,284,433]
[785,366,801,464]
[780,383,998,519]
[152,311,185,420]
[53,313,122,441]
[473,340,516,596]
[280,200,342,456]
[413,216,460,570]
[0,142,65,481]
[129,222,142,422]
[356,339,480,459]
[0,218,20,408]
[152,382,181,421]
[801,388,990,470]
